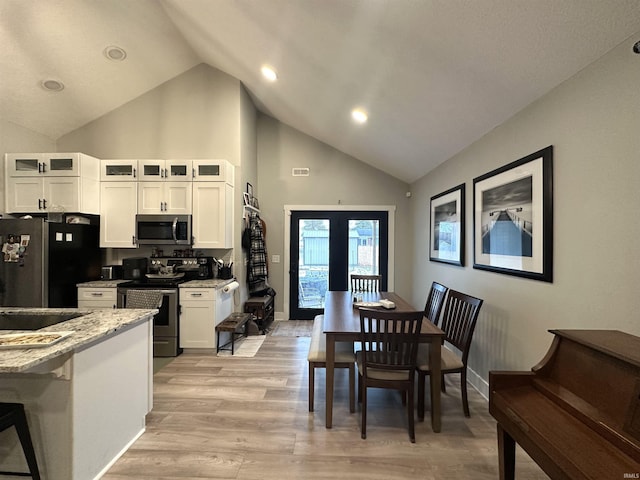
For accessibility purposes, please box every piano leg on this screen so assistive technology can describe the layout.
[497,423,516,480]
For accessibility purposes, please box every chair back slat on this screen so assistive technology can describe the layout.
[350,274,382,292]
[359,309,423,371]
[440,290,483,362]
[424,282,448,326]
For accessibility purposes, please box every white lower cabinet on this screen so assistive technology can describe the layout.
[180,287,233,349]
[77,287,118,309]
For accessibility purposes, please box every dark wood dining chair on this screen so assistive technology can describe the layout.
[350,274,381,292]
[424,281,448,326]
[417,289,483,419]
[356,309,423,442]
[0,403,41,479]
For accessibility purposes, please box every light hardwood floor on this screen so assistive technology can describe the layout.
[104,323,548,479]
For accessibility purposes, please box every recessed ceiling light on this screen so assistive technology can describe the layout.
[41,79,64,92]
[351,108,368,124]
[261,65,278,82]
[104,45,127,61]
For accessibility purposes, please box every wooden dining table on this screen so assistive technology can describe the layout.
[322,290,445,432]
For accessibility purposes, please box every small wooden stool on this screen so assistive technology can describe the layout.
[216,313,252,355]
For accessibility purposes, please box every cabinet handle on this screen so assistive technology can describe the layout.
[192,168,196,179]
[133,168,137,178]
[41,162,47,173]
[42,198,47,209]
[38,199,42,209]
[91,292,104,297]
[191,293,203,297]
[38,162,43,173]
[132,236,136,245]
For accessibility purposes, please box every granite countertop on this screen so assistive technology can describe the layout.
[180,278,235,288]
[77,280,130,288]
[77,279,235,289]
[0,308,156,373]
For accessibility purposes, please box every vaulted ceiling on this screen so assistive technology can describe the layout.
[2,0,640,183]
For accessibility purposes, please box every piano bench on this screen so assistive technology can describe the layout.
[490,378,640,480]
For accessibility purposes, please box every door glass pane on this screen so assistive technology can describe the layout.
[170,165,188,177]
[198,164,220,177]
[143,165,161,177]
[348,220,379,276]
[105,164,134,177]
[298,219,329,308]
[15,159,39,173]
[49,157,73,171]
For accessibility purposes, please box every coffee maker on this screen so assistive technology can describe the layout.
[196,257,214,279]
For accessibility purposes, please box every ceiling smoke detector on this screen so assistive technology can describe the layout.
[41,79,64,92]
[104,45,127,61]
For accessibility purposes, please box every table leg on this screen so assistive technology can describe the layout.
[325,333,335,428]
[429,339,442,432]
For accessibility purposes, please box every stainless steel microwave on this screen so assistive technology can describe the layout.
[136,215,192,245]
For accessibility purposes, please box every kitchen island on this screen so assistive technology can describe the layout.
[0,308,155,479]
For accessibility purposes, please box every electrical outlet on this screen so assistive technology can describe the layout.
[272,255,280,263]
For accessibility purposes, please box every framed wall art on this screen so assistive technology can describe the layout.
[429,183,465,266]
[473,146,553,282]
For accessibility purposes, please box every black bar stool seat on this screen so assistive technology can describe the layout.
[0,402,41,479]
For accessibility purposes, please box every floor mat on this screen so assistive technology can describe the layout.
[216,335,266,357]
[270,320,313,337]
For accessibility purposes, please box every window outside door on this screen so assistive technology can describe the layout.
[289,210,388,319]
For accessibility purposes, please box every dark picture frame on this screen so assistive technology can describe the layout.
[429,183,465,266]
[473,146,553,282]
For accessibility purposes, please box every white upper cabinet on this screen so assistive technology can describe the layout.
[192,182,233,248]
[5,153,97,178]
[138,182,192,215]
[101,159,138,181]
[4,153,100,214]
[138,159,192,182]
[191,159,234,185]
[100,181,138,248]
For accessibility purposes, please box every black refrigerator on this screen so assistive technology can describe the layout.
[0,218,101,307]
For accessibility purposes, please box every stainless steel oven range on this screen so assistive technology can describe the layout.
[117,284,180,357]
[117,256,215,357]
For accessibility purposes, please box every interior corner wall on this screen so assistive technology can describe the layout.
[410,36,640,397]
[57,63,241,162]
[256,113,412,316]
[0,120,56,214]
[56,63,250,293]
[237,84,258,307]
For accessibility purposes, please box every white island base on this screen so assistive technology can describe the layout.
[0,319,153,479]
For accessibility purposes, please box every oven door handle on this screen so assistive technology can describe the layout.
[172,217,178,243]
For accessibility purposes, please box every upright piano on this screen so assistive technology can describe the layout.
[489,330,640,479]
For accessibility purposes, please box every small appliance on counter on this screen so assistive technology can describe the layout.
[101,265,123,280]
[122,256,148,280]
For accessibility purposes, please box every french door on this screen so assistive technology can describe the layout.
[289,210,388,319]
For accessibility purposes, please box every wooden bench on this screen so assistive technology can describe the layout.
[216,313,252,355]
[307,315,356,413]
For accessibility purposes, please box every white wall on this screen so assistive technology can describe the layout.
[0,120,56,213]
[56,63,250,286]
[257,114,412,314]
[410,36,640,397]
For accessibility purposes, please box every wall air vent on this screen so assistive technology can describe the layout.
[292,167,310,177]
